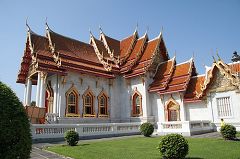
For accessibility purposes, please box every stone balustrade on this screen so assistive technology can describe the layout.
[45,113,58,123]
[31,122,141,140]
[158,120,213,136]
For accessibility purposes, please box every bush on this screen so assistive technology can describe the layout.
[157,134,189,159]
[140,122,154,137]
[0,81,32,158]
[220,124,236,140]
[64,130,79,146]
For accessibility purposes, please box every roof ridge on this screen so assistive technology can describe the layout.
[148,31,162,43]
[191,74,205,78]
[228,61,240,65]
[176,58,193,66]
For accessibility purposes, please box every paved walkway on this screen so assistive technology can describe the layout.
[31,132,222,159]
[31,147,68,159]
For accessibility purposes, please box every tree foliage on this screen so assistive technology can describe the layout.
[0,81,32,159]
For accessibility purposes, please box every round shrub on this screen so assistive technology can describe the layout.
[64,130,79,146]
[0,81,32,159]
[220,124,236,140]
[140,122,154,137]
[157,134,189,159]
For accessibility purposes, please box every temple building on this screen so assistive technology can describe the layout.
[17,24,240,136]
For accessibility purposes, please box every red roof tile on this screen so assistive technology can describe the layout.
[149,58,195,94]
[149,57,175,92]
[103,34,120,57]
[125,37,165,78]
[229,62,240,73]
[120,34,135,59]
[120,35,146,73]
[184,75,205,102]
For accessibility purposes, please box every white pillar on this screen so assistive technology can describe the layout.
[26,78,32,106]
[180,101,186,121]
[23,84,27,105]
[39,72,47,108]
[53,75,58,113]
[35,72,41,107]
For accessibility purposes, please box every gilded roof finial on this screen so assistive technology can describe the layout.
[216,49,221,61]
[146,25,149,34]
[45,17,50,30]
[89,28,93,37]
[134,22,138,33]
[26,17,31,32]
[210,48,216,62]
[99,25,103,34]
[212,55,216,63]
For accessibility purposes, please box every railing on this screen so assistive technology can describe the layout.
[31,122,141,139]
[159,120,213,136]
[45,113,58,122]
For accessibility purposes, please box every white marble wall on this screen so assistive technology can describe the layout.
[207,90,240,123]
[185,101,211,121]
[45,70,240,131]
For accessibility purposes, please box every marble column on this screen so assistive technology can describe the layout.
[25,78,32,106]
[39,72,47,108]
[52,75,58,114]
[35,72,41,107]
[23,84,27,105]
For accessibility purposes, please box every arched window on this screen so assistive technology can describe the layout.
[68,92,77,113]
[165,98,180,121]
[83,89,95,117]
[98,91,108,117]
[132,90,142,117]
[65,86,79,117]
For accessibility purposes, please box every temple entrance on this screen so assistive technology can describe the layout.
[45,82,54,113]
[165,98,180,121]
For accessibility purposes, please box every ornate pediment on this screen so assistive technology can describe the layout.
[208,68,237,92]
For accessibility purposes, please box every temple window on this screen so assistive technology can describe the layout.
[83,89,95,117]
[65,86,79,117]
[132,90,142,117]
[98,91,108,117]
[216,97,232,118]
[165,98,180,121]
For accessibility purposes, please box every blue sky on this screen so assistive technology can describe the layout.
[0,0,239,101]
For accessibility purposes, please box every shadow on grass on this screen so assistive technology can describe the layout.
[233,138,240,141]
[79,144,90,147]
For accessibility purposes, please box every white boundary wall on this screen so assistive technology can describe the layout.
[31,122,141,139]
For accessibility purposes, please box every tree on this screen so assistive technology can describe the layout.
[0,81,32,159]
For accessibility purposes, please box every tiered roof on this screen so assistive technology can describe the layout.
[17,25,240,104]
[149,58,197,94]
[17,25,169,84]
[184,75,205,102]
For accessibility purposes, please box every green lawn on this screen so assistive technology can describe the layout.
[47,136,240,159]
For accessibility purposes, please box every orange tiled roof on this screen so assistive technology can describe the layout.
[229,62,240,74]
[120,35,147,73]
[184,75,205,102]
[124,34,169,78]
[102,34,120,57]
[124,38,160,78]
[149,58,196,94]
[17,27,169,84]
[149,57,175,92]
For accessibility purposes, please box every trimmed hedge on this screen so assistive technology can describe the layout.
[64,130,79,146]
[140,122,154,137]
[220,124,236,140]
[157,134,189,159]
[0,81,32,159]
